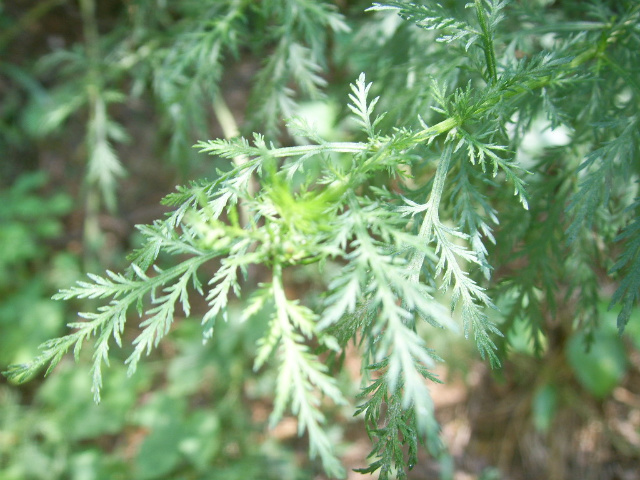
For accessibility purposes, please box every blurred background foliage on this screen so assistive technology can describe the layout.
[0,0,351,478]
[1,0,639,479]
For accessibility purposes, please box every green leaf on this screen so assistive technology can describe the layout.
[532,383,557,433]
[566,329,627,399]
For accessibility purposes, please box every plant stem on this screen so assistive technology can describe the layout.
[213,95,255,225]
[271,142,369,157]
[407,142,454,283]
[80,0,104,267]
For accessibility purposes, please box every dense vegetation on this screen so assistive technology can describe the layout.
[2,0,639,478]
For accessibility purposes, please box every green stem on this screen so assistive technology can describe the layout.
[213,96,254,223]
[213,96,241,140]
[271,142,369,157]
[407,142,454,283]
[83,188,102,269]
[79,0,105,266]
[271,262,291,335]
[79,0,100,66]
[414,117,460,143]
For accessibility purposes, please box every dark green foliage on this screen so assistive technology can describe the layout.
[3,0,640,478]
[0,172,75,367]
[610,193,640,332]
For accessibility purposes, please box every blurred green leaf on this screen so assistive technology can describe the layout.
[36,364,143,440]
[532,383,557,433]
[566,328,627,399]
[21,86,87,138]
[0,282,65,365]
[136,420,187,480]
[178,410,221,471]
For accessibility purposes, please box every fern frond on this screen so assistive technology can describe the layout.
[566,119,637,244]
[264,264,346,478]
[355,363,441,480]
[609,193,640,332]
[348,72,384,138]
[368,1,474,46]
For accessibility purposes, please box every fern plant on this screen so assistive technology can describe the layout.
[6,0,640,478]
[11,0,346,265]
